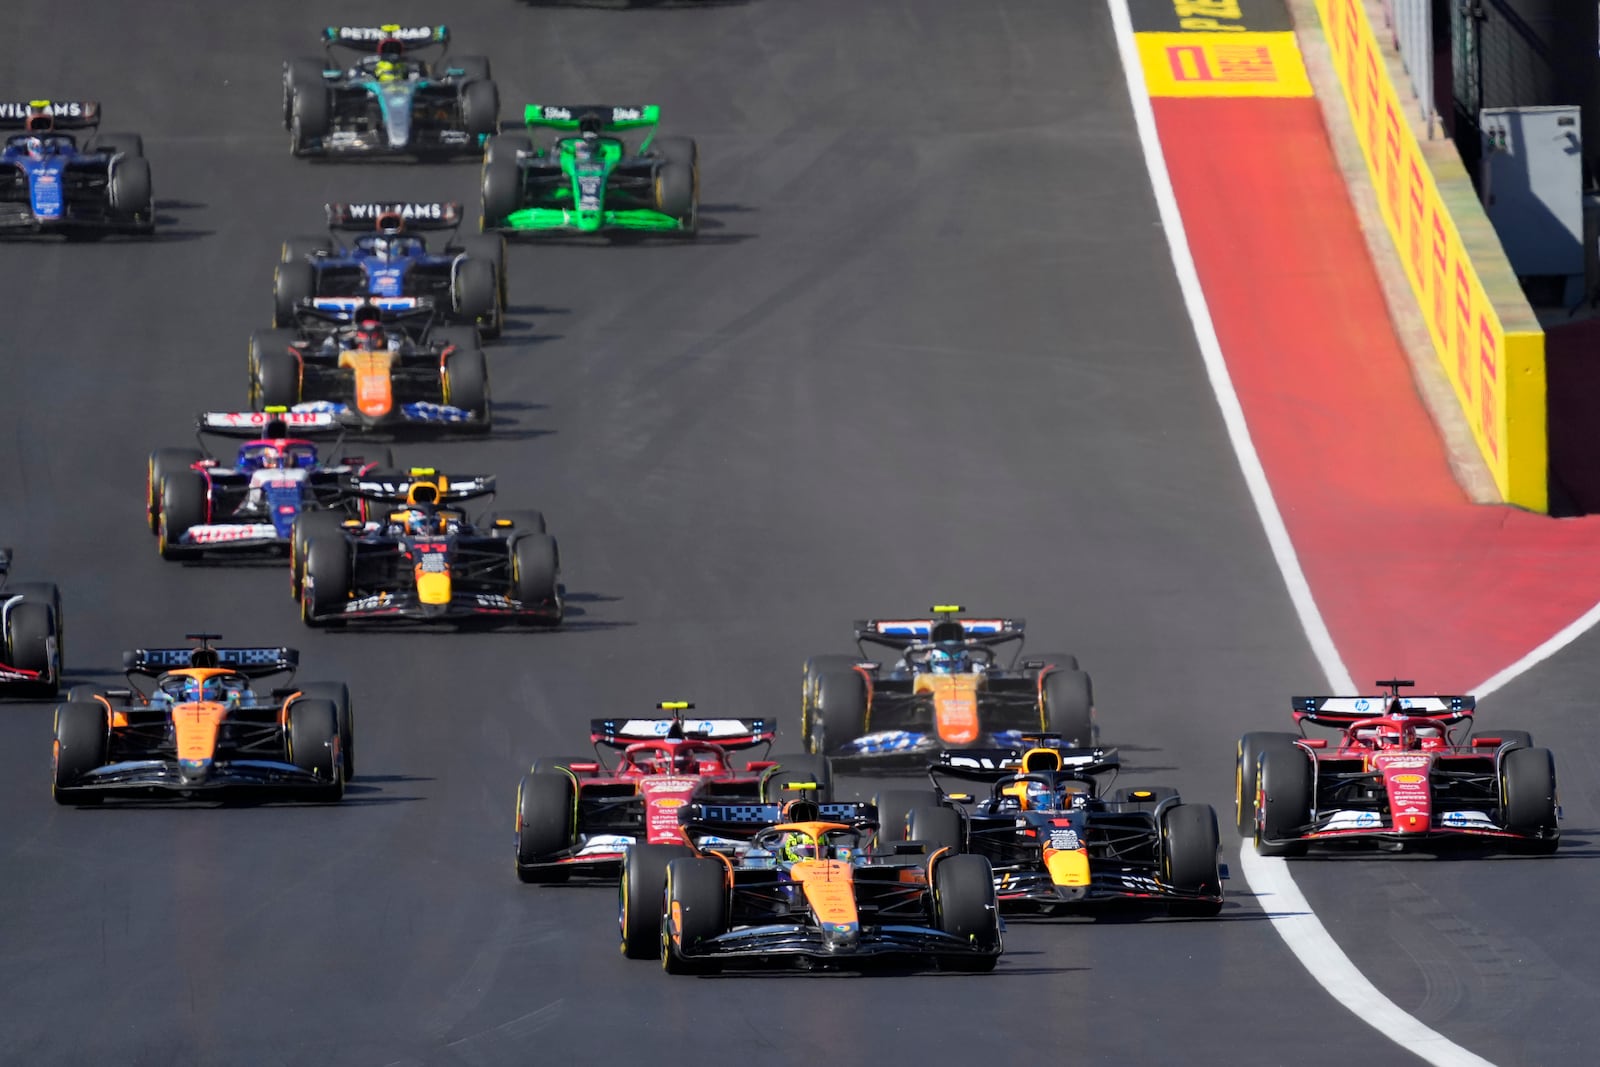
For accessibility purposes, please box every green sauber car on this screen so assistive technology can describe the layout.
[480,105,697,238]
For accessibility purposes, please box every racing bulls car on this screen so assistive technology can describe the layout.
[146,409,393,561]
[618,798,1002,973]
[274,202,504,339]
[296,469,560,626]
[481,105,697,238]
[0,100,153,237]
[874,741,1224,916]
[250,300,491,433]
[802,606,1093,762]
[0,549,63,698]
[1237,680,1560,855]
[52,634,353,803]
[514,704,832,883]
[282,26,498,158]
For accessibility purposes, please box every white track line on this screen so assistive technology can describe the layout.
[1106,2,1493,1064]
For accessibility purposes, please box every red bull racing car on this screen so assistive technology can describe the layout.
[514,703,832,883]
[1237,680,1560,855]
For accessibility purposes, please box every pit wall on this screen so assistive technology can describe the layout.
[1312,0,1547,512]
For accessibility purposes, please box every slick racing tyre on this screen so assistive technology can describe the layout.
[273,260,317,329]
[511,533,561,623]
[763,753,833,802]
[250,330,303,408]
[515,772,576,883]
[289,79,329,156]
[480,139,527,229]
[452,256,497,330]
[443,346,491,431]
[619,844,691,958]
[287,698,343,802]
[906,805,964,857]
[662,858,726,974]
[147,447,203,534]
[52,701,108,805]
[1235,732,1300,836]
[291,511,347,601]
[296,682,355,782]
[652,136,698,235]
[1161,803,1224,917]
[807,667,868,756]
[1041,668,1093,749]
[1254,747,1312,857]
[6,600,59,699]
[931,853,1000,971]
[456,234,506,334]
[157,471,208,560]
[461,78,500,138]
[283,59,329,128]
[300,536,351,627]
[108,156,153,230]
[1500,746,1559,853]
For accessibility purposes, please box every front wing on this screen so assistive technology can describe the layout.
[676,923,1002,966]
[60,758,331,797]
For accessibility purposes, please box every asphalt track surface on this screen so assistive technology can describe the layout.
[0,2,1584,1064]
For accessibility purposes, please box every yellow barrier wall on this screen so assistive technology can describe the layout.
[1313,0,1546,511]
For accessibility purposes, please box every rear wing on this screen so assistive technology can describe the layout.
[324,24,448,49]
[931,745,1121,782]
[1291,695,1475,728]
[197,409,343,437]
[522,105,660,131]
[589,716,775,749]
[124,646,299,678]
[681,801,878,837]
[291,299,439,333]
[0,100,99,130]
[326,201,463,232]
[854,614,1024,650]
[345,472,495,503]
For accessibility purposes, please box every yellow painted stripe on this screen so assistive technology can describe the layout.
[1135,32,1312,97]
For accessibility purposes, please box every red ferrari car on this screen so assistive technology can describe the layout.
[1236,680,1559,855]
[513,703,832,882]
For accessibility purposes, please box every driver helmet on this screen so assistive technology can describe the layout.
[928,645,970,674]
[180,677,227,703]
[24,136,48,160]
[373,59,403,83]
[256,445,283,470]
[354,317,385,350]
[780,832,817,864]
[1376,724,1410,750]
[1025,778,1055,811]
[396,507,430,535]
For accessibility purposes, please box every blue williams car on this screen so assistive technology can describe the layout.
[0,100,153,238]
[282,25,499,159]
[274,201,505,339]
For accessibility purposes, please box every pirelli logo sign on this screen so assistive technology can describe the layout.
[1129,0,1310,98]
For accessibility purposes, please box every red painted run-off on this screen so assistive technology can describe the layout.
[1152,96,1600,692]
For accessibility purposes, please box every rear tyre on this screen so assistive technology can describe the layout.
[515,772,576,882]
[1501,746,1559,853]
[443,346,491,431]
[6,601,58,698]
[662,858,726,974]
[511,533,561,622]
[461,78,500,138]
[287,698,342,801]
[273,259,317,328]
[1041,668,1094,748]
[808,667,868,756]
[300,535,351,627]
[763,753,833,802]
[291,511,348,600]
[158,471,208,560]
[1162,802,1224,916]
[907,805,964,855]
[873,788,943,851]
[1255,748,1312,857]
[619,844,691,958]
[296,682,355,781]
[250,329,303,408]
[147,447,204,533]
[53,701,108,804]
[652,136,698,234]
[931,853,1000,971]
[480,145,524,229]
[1235,731,1301,836]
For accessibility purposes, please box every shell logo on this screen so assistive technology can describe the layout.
[1392,773,1426,785]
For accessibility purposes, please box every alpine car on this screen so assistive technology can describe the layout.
[0,548,63,698]
[801,606,1093,762]
[514,703,832,883]
[52,634,354,803]
[481,105,697,238]
[296,469,560,626]
[274,201,504,339]
[282,25,498,159]
[251,300,491,433]
[1237,680,1560,855]
[618,798,1002,973]
[146,409,393,561]
[874,741,1224,916]
[0,99,153,237]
